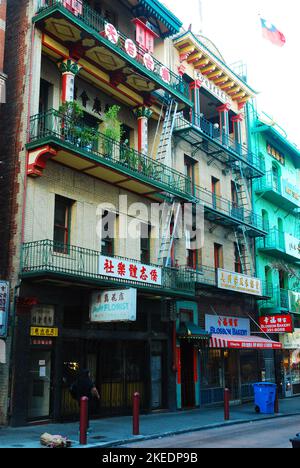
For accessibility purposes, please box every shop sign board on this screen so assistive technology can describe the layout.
[0,281,9,338]
[217,269,262,296]
[280,329,300,349]
[282,179,300,208]
[90,288,137,323]
[285,234,300,261]
[205,314,250,337]
[30,327,59,337]
[99,255,162,286]
[289,291,300,315]
[259,315,293,334]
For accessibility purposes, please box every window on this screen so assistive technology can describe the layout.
[101,211,115,256]
[184,155,196,194]
[140,223,151,264]
[234,242,244,273]
[53,196,73,252]
[214,243,223,269]
[211,177,220,209]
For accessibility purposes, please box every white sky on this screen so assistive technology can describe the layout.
[163,0,300,147]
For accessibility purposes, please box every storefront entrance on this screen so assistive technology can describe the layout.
[61,340,148,418]
[181,342,195,408]
[224,350,240,402]
[28,350,52,420]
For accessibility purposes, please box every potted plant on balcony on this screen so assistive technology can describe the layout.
[102,105,123,159]
[58,101,98,151]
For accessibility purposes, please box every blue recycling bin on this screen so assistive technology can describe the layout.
[253,382,277,414]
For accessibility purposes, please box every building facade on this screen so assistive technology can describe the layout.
[251,110,300,398]
[0,0,285,427]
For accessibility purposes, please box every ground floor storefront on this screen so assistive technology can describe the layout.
[280,330,300,398]
[10,282,180,426]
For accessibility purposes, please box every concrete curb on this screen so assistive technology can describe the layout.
[85,411,300,449]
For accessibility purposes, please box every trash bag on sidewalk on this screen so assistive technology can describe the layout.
[40,433,72,448]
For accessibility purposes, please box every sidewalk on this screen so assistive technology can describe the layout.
[1,397,300,448]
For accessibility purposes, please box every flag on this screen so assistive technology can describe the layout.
[260,18,286,47]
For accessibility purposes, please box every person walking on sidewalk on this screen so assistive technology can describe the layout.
[71,369,100,430]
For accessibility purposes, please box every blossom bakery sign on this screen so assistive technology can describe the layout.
[99,256,162,286]
[259,315,293,334]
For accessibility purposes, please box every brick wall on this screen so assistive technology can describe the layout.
[0,0,7,72]
[0,0,30,425]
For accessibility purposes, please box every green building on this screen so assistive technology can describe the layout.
[251,109,300,397]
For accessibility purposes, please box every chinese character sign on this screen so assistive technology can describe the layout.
[217,269,262,296]
[0,282,9,338]
[99,256,162,286]
[285,234,300,261]
[90,288,137,323]
[125,39,137,59]
[259,315,293,334]
[105,23,119,45]
[205,314,250,336]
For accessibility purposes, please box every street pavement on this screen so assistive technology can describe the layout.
[122,415,300,448]
[0,397,300,448]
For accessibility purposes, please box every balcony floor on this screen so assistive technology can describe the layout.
[255,187,300,212]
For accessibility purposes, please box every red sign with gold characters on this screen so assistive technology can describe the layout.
[259,315,293,334]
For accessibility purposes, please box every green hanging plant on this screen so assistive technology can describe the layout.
[102,105,124,141]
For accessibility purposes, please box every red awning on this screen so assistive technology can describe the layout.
[210,334,282,350]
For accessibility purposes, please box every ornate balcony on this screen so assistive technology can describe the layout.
[27,109,194,202]
[21,240,196,298]
[254,171,300,211]
[257,229,300,263]
[194,185,267,237]
[259,288,290,315]
[174,113,265,178]
[34,0,191,106]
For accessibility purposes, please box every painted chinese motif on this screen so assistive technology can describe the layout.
[143,53,155,72]
[125,39,137,59]
[105,23,119,45]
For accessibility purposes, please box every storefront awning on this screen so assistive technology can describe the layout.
[178,322,211,341]
[0,340,6,364]
[210,334,282,350]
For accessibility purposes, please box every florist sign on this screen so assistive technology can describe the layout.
[99,255,162,286]
[90,288,137,323]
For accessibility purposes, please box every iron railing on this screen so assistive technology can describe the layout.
[254,171,300,208]
[36,0,189,101]
[175,113,265,173]
[21,240,195,295]
[194,185,266,233]
[257,228,286,252]
[259,287,290,311]
[28,109,192,199]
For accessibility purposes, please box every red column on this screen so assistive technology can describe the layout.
[79,397,89,445]
[134,106,153,154]
[231,113,244,148]
[217,103,231,145]
[189,79,202,125]
[133,392,140,435]
[58,58,81,103]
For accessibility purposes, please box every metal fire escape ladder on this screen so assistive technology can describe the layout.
[156,99,178,166]
[157,201,182,267]
[233,161,255,276]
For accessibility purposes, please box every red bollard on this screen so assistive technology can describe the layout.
[274,386,279,414]
[224,388,230,421]
[133,392,140,436]
[80,397,89,445]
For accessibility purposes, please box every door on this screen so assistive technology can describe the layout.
[28,350,52,420]
[224,350,240,403]
[181,342,195,408]
[151,355,162,409]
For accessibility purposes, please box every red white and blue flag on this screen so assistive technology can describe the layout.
[260,18,286,47]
